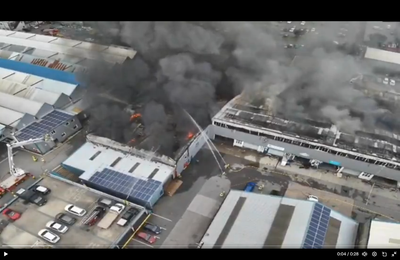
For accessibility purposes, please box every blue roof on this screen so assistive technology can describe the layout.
[16,110,73,141]
[0,58,79,85]
[88,168,163,203]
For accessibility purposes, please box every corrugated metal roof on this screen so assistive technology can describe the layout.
[368,219,400,248]
[65,142,174,184]
[0,67,78,96]
[0,30,136,63]
[0,58,78,85]
[201,191,358,249]
[0,32,126,64]
[0,79,27,94]
[0,105,23,127]
[364,47,400,65]
[0,92,44,115]
[17,88,63,105]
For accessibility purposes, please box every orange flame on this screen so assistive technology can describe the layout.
[187,132,194,140]
[128,139,136,144]
[130,113,141,121]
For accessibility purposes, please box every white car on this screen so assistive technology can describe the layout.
[383,78,389,84]
[46,221,68,233]
[287,21,292,24]
[38,229,60,244]
[300,21,306,26]
[65,204,87,217]
[311,28,316,32]
[110,203,125,214]
[390,79,396,86]
[307,195,319,202]
[289,27,295,33]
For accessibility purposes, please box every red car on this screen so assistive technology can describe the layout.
[136,232,158,244]
[3,209,21,221]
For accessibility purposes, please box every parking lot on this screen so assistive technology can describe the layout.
[0,177,146,248]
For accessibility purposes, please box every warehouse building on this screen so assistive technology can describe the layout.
[13,108,82,154]
[0,29,136,66]
[366,219,400,248]
[62,134,175,208]
[210,94,400,184]
[200,191,359,249]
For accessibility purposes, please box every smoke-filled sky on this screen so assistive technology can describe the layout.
[77,21,400,155]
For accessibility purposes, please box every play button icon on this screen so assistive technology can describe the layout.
[4,252,7,257]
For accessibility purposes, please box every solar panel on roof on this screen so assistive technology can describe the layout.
[303,203,331,249]
[15,110,73,141]
[88,168,163,203]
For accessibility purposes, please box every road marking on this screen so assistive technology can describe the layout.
[132,238,154,248]
[0,152,18,165]
[152,213,172,222]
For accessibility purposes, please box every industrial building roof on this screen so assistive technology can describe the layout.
[15,110,74,141]
[0,67,79,98]
[0,91,47,116]
[0,49,86,73]
[367,219,400,248]
[63,141,174,184]
[212,94,400,181]
[364,47,400,65]
[0,58,78,84]
[0,106,23,127]
[19,88,71,108]
[200,191,358,249]
[0,30,136,64]
[0,176,147,248]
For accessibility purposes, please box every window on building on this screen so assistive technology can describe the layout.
[51,130,56,135]
[65,122,70,126]
[70,119,75,123]
[89,151,101,161]
[73,125,78,130]
[61,132,66,137]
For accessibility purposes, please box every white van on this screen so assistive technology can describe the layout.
[307,195,319,202]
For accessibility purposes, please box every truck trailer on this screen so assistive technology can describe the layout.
[97,203,125,229]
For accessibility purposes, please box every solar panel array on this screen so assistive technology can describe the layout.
[16,110,73,141]
[303,203,331,249]
[88,168,163,203]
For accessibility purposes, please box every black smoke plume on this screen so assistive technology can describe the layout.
[78,22,399,156]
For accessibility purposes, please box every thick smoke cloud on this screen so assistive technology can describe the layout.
[80,21,394,156]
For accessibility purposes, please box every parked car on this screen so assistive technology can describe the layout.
[110,203,125,214]
[143,223,164,235]
[38,229,60,244]
[307,195,319,202]
[46,221,68,233]
[65,204,86,217]
[97,198,114,208]
[55,213,77,226]
[300,21,306,26]
[2,209,21,221]
[390,79,396,86]
[117,207,140,227]
[136,232,158,244]
[29,185,51,195]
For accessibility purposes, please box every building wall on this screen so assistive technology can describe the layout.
[60,163,85,176]
[22,115,82,154]
[176,125,211,175]
[211,124,400,182]
[0,58,79,85]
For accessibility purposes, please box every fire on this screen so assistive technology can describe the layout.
[128,139,136,144]
[130,113,141,121]
[187,132,194,140]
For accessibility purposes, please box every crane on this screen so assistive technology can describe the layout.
[6,134,52,177]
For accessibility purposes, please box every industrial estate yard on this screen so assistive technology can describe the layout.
[0,21,400,249]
